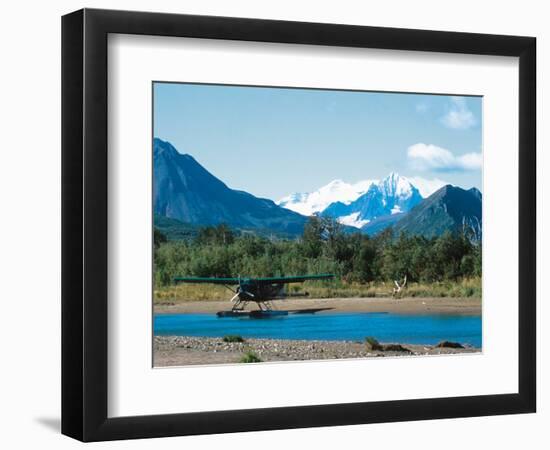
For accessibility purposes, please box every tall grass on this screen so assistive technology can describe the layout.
[153,277,481,303]
[154,284,232,303]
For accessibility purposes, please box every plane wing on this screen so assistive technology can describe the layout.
[173,274,334,285]
[254,274,334,284]
[174,276,241,285]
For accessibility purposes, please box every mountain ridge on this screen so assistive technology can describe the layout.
[154,138,482,240]
[153,138,308,236]
[373,184,482,239]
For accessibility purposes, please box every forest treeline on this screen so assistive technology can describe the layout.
[154,216,481,289]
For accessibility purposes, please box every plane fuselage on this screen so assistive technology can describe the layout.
[237,280,285,301]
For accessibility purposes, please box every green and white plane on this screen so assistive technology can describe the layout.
[174,274,334,317]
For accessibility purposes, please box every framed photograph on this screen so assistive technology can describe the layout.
[62,8,536,441]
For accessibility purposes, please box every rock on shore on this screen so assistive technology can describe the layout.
[154,336,479,367]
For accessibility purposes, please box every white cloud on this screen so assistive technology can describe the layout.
[441,96,476,129]
[406,176,449,197]
[407,143,482,172]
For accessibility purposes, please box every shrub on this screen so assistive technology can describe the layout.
[382,344,411,353]
[365,336,383,351]
[435,341,464,349]
[240,351,262,363]
[223,335,244,343]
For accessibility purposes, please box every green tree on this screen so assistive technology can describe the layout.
[301,216,324,258]
[353,237,378,282]
[196,223,235,246]
[154,227,167,249]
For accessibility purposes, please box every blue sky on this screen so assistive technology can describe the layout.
[154,82,482,200]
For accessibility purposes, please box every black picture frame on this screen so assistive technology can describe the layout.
[61,8,536,442]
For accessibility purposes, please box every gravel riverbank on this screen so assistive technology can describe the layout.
[154,335,480,367]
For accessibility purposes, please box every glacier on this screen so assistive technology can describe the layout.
[277,178,376,216]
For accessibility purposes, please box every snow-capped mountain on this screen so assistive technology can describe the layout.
[322,173,423,228]
[153,138,480,239]
[277,179,375,216]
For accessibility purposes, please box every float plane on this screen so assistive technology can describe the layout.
[174,274,334,318]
